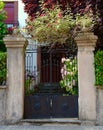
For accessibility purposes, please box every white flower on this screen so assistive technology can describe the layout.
[70,61,72,65]
[72,67,75,71]
[67,71,70,75]
[65,58,70,62]
[69,84,72,89]
[70,72,73,76]
[72,80,76,86]
[64,64,66,69]
[67,81,70,86]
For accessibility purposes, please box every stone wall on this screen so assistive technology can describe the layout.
[0,86,6,122]
[0,84,103,125]
[96,87,103,125]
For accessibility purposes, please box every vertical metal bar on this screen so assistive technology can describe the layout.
[42,59,46,83]
[46,59,47,82]
[50,52,52,93]
[57,60,59,82]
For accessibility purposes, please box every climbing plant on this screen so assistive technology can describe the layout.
[22,0,102,47]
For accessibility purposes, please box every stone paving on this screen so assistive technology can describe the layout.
[0,125,103,130]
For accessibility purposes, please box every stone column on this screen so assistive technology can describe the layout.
[4,34,28,122]
[75,32,97,121]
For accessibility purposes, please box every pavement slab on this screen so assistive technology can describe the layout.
[0,125,103,130]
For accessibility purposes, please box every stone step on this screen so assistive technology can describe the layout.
[19,118,81,126]
[16,118,97,126]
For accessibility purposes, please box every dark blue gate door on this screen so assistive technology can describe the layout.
[52,95,78,118]
[24,94,78,119]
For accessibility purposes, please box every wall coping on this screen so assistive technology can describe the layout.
[0,86,7,89]
[96,86,103,89]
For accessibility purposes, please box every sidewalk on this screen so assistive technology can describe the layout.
[0,125,103,130]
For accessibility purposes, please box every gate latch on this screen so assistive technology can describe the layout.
[50,99,52,108]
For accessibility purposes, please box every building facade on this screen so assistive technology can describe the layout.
[3,0,27,28]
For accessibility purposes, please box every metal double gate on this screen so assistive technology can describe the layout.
[24,94,78,119]
[24,42,78,119]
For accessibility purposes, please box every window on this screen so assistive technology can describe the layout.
[4,1,18,26]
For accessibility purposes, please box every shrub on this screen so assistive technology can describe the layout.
[0,1,7,52]
[0,52,6,85]
[94,50,103,85]
[60,57,78,95]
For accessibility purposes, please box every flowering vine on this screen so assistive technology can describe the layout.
[25,4,97,45]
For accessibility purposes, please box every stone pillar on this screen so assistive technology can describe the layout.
[4,34,28,121]
[75,32,97,121]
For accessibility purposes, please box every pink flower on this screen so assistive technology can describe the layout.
[64,70,67,76]
[40,13,45,17]
[61,57,66,63]
[7,26,16,34]
[57,12,62,18]
[61,68,64,74]
[61,73,64,79]
[47,23,51,27]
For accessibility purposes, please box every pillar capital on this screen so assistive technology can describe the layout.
[75,32,98,47]
[3,34,28,48]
